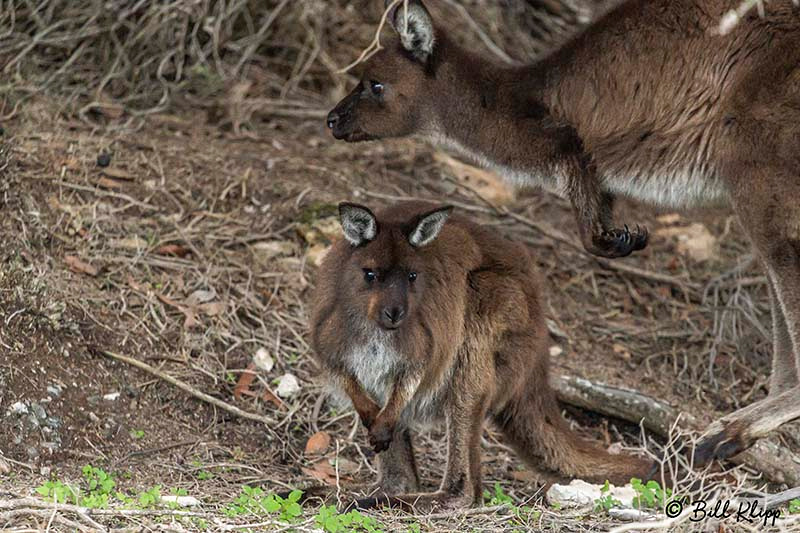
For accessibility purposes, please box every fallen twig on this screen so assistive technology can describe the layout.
[99,349,277,426]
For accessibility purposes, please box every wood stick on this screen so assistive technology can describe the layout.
[100,350,277,426]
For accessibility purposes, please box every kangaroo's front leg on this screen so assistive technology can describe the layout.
[567,172,648,258]
[368,369,422,453]
[339,373,381,430]
[347,391,489,512]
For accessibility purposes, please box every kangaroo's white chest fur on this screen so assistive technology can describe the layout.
[345,333,402,407]
[337,333,446,427]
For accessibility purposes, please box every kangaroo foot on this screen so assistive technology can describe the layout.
[588,225,649,258]
[693,424,749,467]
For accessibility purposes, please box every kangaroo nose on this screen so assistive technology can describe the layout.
[383,307,405,325]
[326,111,339,130]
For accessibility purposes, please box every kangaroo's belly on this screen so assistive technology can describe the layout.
[336,335,447,428]
[589,124,729,208]
[600,166,728,208]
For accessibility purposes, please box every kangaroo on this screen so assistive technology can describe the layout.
[310,201,652,510]
[325,0,800,468]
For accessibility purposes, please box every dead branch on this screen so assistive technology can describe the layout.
[99,349,278,426]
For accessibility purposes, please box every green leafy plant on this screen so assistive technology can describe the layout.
[224,486,303,520]
[631,478,671,509]
[196,470,213,480]
[789,499,800,514]
[130,429,145,439]
[483,482,514,506]
[594,480,623,512]
[138,485,161,508]
[315,505,383,533]
[36,466,118,508]
[36,480,81,505]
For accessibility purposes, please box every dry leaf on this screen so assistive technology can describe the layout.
[434,151,514,205]
[305,431,331,455]
[262,388,283,409]
[185,288,216,306]
[612,343,631,361]
[655,223,718,262]
[156,293,200,329]
[96,177,124,190]
[64,255,99,277]
[155,243,191,257]
[234,363,257,400]
[102,167,135,181]
[198,301,225,316]
[301,458,353,486]
[91,102,125,119]
[61,156,80,170]
[301,461,339,486]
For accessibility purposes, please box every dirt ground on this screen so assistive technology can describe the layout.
[0,89,794,531]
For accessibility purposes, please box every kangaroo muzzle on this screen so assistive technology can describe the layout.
[327,87,372,142]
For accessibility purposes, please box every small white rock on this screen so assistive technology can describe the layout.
[547,479,637,509]
[254,348,274,372]
[549,345,563,357]
[8,402,28,415]
[276,373,301,398]
[103,392,120,401]
[161,495,201,507]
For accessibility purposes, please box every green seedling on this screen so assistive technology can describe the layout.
[631,478,671,509]
[594,480,623,512]
[483,482,514,506]
[315,505,384,533]
[225,486,303,521]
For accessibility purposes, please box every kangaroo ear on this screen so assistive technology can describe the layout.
[385,0,435,63]
[339,203,378,246]
[408,205,452,247]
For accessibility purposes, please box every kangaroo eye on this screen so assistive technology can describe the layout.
[363,269,377,283]
[408,272,417,282]
[370,81,384,96]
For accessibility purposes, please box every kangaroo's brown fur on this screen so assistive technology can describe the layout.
[326,0,800,468]
[310,202,652,511]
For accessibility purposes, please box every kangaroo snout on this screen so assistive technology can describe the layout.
[381,306,406,329]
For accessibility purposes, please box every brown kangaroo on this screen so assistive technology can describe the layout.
[326,0,800,468]
[310,201,652,510]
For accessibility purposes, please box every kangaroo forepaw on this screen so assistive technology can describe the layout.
[693,428,748,467]
[589,224,648,258]
[368,422,394,453]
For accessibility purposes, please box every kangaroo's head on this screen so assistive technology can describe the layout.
[335,202,452,331]
[327,0,439,142]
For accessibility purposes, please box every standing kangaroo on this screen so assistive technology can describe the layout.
[326,0,800,467]
[310,201,652,510]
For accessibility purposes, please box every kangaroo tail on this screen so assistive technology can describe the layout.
[494,385,653,486]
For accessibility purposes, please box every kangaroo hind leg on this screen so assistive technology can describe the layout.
[695,162,800,465]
